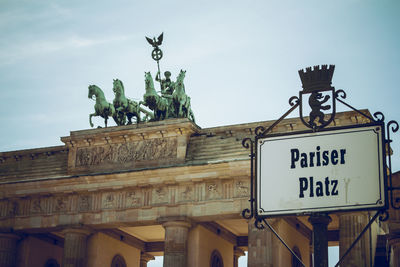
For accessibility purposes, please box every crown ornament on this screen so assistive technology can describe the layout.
[298,65,335,93]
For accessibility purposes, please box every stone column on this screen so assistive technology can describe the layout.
[309,214,331,267]
[233,247,245,267]
[161,218,191,267]
[140,252,155,267]
[247,219,276,267]
[0,233,20,267]
[62,228,91,267]
[338,212,370,267]
[388,234,400,267]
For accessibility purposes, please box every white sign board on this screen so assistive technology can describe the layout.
[257,124,386,216]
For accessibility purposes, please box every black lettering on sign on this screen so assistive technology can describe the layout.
[331,180,339,196]
[290,147,347,169]
[291,149,299,169]
[298,176,339,198]
[299,177,308,198]
[316,181,323,197]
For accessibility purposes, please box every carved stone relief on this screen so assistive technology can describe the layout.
[75,138,177,167]
[235,181,249,197]
[179,186,193,202]
[102,193,116,209]
[0,178,248,221]
[54,197,68,213]
[8,201,19,216]
[31,198,44,214]
[126,191,142,207]
[152,187,168,204]
[206,183,220,200]
[78,195,91,212]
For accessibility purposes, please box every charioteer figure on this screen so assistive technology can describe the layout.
[156,70,175,97]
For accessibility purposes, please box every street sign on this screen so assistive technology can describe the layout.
[256,123,386,216]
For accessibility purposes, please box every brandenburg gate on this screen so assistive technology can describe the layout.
[0,35,399,267]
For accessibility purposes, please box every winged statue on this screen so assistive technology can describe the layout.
[145,32,164,49]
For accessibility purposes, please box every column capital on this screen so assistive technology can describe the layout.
[61,227,93,236]
[158,216,192,229]
[140,252,155,263]
[234,247,245,257]
[308,214,332,225]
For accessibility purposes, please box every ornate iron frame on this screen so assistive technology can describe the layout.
[241,69,399,266]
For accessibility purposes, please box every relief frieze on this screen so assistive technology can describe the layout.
[0,178,248,221]
[179,186,193,202]
[126,191,142,207]
[78,195,91,212]
[235,181,249,197]
[31,198,44,214]
[152,187,168,204]
[102,193,116,209]
[75,138,177,167]
[54,197,68,213]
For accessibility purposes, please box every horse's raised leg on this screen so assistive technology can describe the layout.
[89,113,96,128]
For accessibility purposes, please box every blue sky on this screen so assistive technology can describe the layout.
[1,1,399,266]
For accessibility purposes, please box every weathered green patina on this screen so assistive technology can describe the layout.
[112,79,153,125]
[88,85,116,128]
[172,70,195,122]
[141,72,170,121]
[87,33,195,127]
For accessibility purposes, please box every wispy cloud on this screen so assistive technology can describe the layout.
[0,35,131,65]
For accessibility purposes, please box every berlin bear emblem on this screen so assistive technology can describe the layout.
[308,92,331,127]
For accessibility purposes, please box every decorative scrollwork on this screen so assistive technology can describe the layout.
[335,89,347,99]
[387,119,400,210]
[388,120,399,134]
[242,138,253,149]
[242,208,252,219]
[373,112,385,122]
[255,126,265,137]
[289,96,299,106]
[378,210,389,222]
[255,217,265,229]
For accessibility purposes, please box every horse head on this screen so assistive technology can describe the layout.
[88,84,106,101]
[175,70,186,92]
[177,69,186,82]
[144,72,156,93]
[113,79,124,96]
[88,85,98,99]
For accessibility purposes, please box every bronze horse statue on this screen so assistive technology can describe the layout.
[113,79,153,125]
[88,85,116,128]
[141,72,169,121]
[172,70,195,122]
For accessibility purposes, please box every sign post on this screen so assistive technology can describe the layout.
[241,65,399,267]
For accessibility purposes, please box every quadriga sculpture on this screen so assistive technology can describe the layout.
[88,85,116,128]
[112,79,153,125]
[141,72,169,121]
[172,70,195,122]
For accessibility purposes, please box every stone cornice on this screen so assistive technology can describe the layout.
[0,161,250,198]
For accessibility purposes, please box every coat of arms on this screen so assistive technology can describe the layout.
[298,65,336,130]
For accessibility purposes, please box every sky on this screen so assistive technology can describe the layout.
[0,1,399,266]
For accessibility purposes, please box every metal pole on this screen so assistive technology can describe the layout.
[156,59,162,91]
[309,213,331,267]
